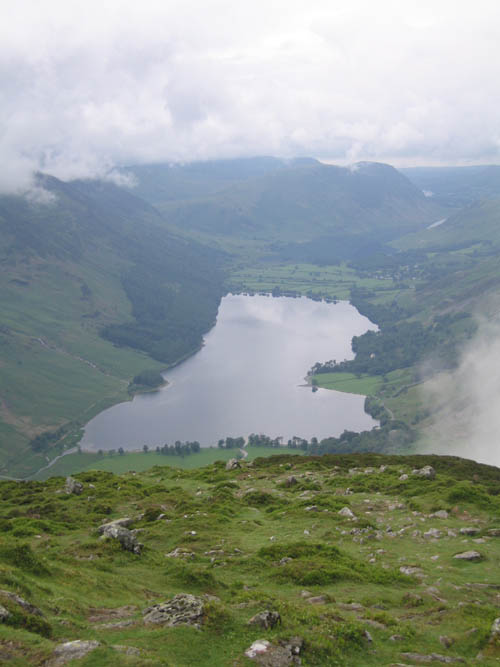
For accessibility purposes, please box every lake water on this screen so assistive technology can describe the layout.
[81,294,378,451]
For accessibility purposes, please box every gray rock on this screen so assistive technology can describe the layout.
[0,604,11,621]
[100,523,142,554]
[490,617,500,641]
[165,547,195,559]
[226,458,240,471]
[244,637,302,665]
[307,595,328,605]
[95,619,135,630]
[0,590,42,616]
[487,528,500,537]
[431,510,449,519]
[453,550,482,561]
[248,610,281,629]
[399,474,409,481]
[279,557,293,565]
[338,602,364,611]
[401,653,464,663]
[390,634,404,641]
[143,593,204,627]
[112,645,141,656]
[285,475,298,487]
[65,476,83,495]
[400,566,423,576]
[305,505,318,512]
[48,640,100,665]
[439,636,454,648]
[424,528,442,539]
[412,466,436,479]
[97,518,134,533]
[363,630,373,642]
[338,507,356,519]
[459,527,479,536]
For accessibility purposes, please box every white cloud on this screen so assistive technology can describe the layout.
[1,0,500,191]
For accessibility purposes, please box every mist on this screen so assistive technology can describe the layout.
[420,316,500,467]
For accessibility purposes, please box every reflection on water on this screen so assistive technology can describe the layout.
[81,294,378,450]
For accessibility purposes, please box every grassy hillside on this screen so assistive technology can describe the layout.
[0,453,499,665]
[0,176,226,477]
[136,160,443,244]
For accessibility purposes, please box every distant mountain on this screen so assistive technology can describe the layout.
[128,159,443,244]
[401,165,500,208]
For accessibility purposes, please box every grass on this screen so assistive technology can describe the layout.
[0,453,499,665]
[34,445,304,480]
[228,262,396,300]
[313,372,384,396]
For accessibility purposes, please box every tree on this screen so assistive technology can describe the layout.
[143,444,149,454]
[118,447,125,456]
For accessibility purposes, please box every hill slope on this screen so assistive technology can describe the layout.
[0,176,225,477]
[0,453,499,665]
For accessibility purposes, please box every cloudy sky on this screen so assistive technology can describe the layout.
[2,0,500,192]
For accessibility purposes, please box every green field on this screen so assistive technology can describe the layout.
[228,262,396,300]
[34,445,304,480]
[313,372,384,395]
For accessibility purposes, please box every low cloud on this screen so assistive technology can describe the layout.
[420,314,500,467]
[1,1,500,192]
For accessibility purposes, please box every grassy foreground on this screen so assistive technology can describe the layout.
[0,453,499,665]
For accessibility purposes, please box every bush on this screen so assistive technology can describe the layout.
[0,543,49,575]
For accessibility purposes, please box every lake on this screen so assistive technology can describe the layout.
[81,294,378,450]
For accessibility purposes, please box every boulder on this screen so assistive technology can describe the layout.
[97,518,134,533]
[459,527,479,536]
[424,528,442,539]
[490,617,500,642]
[248,610,281,629]
[0,590,42,616]
[143,593,204,627]
[99,522,142,554]
[244,637,303,665]
[412,466,436,480]
[285,475,298,487]
[0,604,11,621]
[226,458,240,471]
[65,476,83,495]
[338,507,356,519]
[431,510,449,519]
[48,640,100,665]
[453,551,482,561]
[399,474,409,481]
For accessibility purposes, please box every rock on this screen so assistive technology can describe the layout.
[390,634,404,641]
[98,518,134,533]
[459,527,479,536]
[143,593,204,627]
[424,528,442,539]
[338,602,364,611]
[338,507,356,519]
[0,604,11,621]
[412,466,436,480]
[487,528,500,537]
[379,465,388,472]
[65,476,83,495]
[96,619,135,630]
[400,566,423,576]
[244,637,303,665]
[248,610,281,629]
[399,474,409,481]
[300,590,312,598]
[305,505,318,512]
[363,630,373,642]
[99,522,142,554]
[165,547,195,559]
[401,653,465,663]
[453,550,482,561]
[48,640,100,665]
[431,510,449,519]
[279,557,293,566]
[364,619,386,629]
[112,645,141,656]
[285,475,298,487]
[0,590,43,616]
[226,458,240,471]
[490,617,500,642]
[307,595,328,605]
[439,636,454,648]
